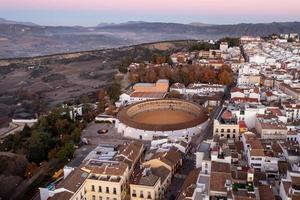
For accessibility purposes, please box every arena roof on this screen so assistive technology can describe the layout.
[117,99,208,131]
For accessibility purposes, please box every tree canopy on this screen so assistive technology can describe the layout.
[128,64,234,86]
[0,107,85,164]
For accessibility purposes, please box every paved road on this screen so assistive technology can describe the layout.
[165,104,225,199]
[81,122,133,145]
[192,85,232,151]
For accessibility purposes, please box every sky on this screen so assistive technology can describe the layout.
[1,0,300,26]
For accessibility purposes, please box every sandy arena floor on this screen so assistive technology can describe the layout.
[131,110,195,125]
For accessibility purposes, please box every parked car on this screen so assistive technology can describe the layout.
[97,129,108,134]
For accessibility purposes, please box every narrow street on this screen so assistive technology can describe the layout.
[166,156,194,200]
[167,87,232,200]
[165,104,225,200]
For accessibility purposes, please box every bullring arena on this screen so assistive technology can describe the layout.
[116,99,209,140]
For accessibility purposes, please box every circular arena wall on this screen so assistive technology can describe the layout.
[116,99,209,140]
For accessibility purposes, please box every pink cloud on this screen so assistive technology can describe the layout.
[1,0,300,16]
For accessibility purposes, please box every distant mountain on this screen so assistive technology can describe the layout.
[1,19,300,58]
[97,21,300,37]
[189,22,213,27]
[0,17,38,26]
[97,21,148,27]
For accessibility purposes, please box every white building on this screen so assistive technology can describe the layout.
[241,133,279,175]
[249,55,267,64]
[229,104,265,129]
[282,102,300,121]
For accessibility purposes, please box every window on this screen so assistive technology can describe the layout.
[132,190,137,197]
[147,192,152,199]
[221,129,224,133]
[113,188,117,195]
[252,163,261,167]
[140,191,144,198]
[106,187,109,194]
[227,134,230,138]
[99,197,102,200]
[92,195,96,200]
[91,185,95,192]
[233,129,236,133]
[99,186,102,193]
[227,129,230,133]
[216,129,219,133]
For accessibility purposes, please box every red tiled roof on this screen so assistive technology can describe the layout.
[265,91,273,97]
[232,97,259,103]
[231,87,244,93]
[239,121,247,128]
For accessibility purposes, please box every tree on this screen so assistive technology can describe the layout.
[220,65,232,73]
[28,130,54,164]
[82,104,96,123]
[118,57,133,73]
[97,100,106,113]
[21,124,31,138]
[211,51,217,57]
[71,128,81,144]
[0,134,23,152]
[118,64,128,74]
[108,82,121,103]
[218,70,233,85]
[217,37,240,47]
[55,119,69,135]
[189,42,217,51]
[128,71,140,83]
[80,95,90,104]
[169,195,176,200]
[179,66,190,86]
[98,89,106,101]
[202,68,216,83]
[167,56,173,65]
[151,54,167,64]
[28,145,47,164]
[168,90,182,99]
[145,68,157,83]
[48,148,58,160]
[56,143,75,161]
[25,162,38,178]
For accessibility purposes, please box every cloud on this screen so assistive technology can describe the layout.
[1,0,300,15]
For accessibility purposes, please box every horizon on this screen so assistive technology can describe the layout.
[1,17,300,27]
[1,0,300,26]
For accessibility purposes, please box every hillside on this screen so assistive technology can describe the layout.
[0,40,193,127]
[0,20,300,58]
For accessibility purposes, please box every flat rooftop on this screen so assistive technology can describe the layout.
[130,92,166,98]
